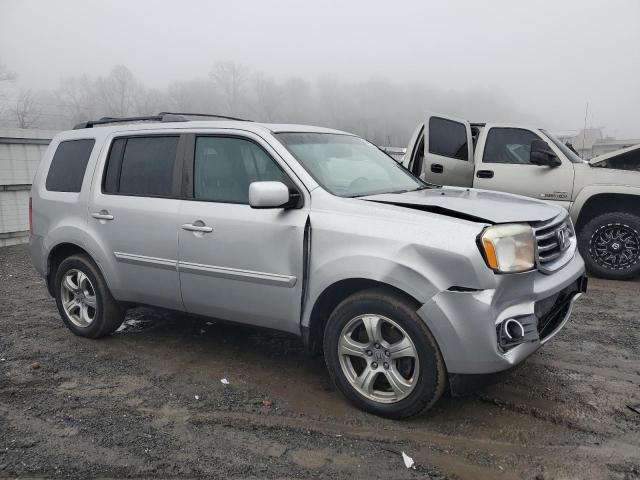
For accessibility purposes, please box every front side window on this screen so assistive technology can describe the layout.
[45,139,95,192]
[483,128,541,164]
[276,133,426,197]
[428,117,468,161]
[194,136,286,203]
[103,136,179,196]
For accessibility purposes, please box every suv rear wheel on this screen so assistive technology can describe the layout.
[323,288,446,419]
[579,212,640,280]
[54,254,125,338]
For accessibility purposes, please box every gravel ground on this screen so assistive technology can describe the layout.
[1,244,639,479]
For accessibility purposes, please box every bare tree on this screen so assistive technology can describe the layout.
[95,65,137,117]
[0,59,17,119]
[210,61,248,115]
[250,73,282,121]
[14,89,41,128]
[57,74,97,123]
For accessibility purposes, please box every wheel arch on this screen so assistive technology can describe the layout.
[573,189,640,231]
[302,278,423,356]
[46,242,111,297]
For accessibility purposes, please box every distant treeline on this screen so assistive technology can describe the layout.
[0,61,540,146]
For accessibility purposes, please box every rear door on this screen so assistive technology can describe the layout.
[473,125,575,208]
[176,131,308,333]
[87,134,184,310]
[422,113,474,187]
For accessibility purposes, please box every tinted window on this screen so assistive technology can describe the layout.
[45,139,95,192]
[483,128,541,164]
[103,136,178,196]
[194,136,285,203]
[428,117,468,161]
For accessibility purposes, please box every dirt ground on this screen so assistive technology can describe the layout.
[1,244,639,479]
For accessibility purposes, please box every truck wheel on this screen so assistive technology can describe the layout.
[323,288,447,419]
[54,254,125,338]
[578,212,640,280]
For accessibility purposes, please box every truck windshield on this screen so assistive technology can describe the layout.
[541,130,585,163]
[275,132,428,197]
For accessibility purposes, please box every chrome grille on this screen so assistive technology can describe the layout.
[534,215,573,265]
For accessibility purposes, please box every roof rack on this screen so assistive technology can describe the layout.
[158,112,252,122]
[73,112,252,129]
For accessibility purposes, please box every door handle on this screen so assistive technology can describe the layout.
[431,163,444,174]
[91,211,114,221]
[476,170,494,179]
[181,223,213,233]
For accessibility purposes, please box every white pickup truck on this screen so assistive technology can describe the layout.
[402,113,640,280]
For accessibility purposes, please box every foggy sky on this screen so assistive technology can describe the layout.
[1,0,639,137]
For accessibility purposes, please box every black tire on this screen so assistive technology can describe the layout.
[578,212,640,280]
[54,254,125,338]
[323,288,447,419]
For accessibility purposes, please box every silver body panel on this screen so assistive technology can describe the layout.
[30,120,585,376]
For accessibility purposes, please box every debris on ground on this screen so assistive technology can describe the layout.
[30,362,40,370]
[401,451,415,469]
[261,399,273,407]
[194,395,200,401]
[220,378,229,385]
[628,404,640,415]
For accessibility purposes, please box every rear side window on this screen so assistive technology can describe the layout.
[428,117,468,161]
[45,139,95,192]
[103,136,179,197]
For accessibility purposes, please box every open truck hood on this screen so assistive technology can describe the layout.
[361,187,561,224]
[588,143,640,171]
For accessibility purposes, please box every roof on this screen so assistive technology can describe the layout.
[68,113,352,137]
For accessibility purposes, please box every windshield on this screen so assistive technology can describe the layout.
[541,130,585,163]
[275,132,428,197]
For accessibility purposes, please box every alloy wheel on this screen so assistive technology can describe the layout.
[60,269,97,327]
[337,314,419,403]
[589,223,640,270]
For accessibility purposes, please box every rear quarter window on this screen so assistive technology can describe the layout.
[45,139,96,192]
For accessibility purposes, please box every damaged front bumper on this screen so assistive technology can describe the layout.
[417,252,586,393]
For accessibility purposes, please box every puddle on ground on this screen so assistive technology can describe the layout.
[115,308,167,334]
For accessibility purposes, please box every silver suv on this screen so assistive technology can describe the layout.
[29,113,587,418]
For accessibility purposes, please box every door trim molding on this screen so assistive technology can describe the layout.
[113,251,177,270]
[178,261,297,288]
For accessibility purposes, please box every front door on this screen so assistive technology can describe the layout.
[473,126,575,208]
[177,133,308,333]
[421,112,475,187]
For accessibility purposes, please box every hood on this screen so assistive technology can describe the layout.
[361,187,562,224]
[588,143,640,171]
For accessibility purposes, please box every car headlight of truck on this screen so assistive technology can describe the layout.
[479,224,535,273]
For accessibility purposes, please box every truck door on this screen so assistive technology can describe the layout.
[473,126,574,209]
[420,113,474,187]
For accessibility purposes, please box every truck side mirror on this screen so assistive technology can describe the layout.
[530,139,561,167]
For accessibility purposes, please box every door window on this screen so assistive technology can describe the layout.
[482,128,542,164]
[102,136,179,197]
[194,136,286,203]
[428,117,468,161]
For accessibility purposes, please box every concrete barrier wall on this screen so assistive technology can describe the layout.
[0,128,57,247]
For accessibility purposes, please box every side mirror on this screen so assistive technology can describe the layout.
[249,181,292,209]
[530,139,561,167]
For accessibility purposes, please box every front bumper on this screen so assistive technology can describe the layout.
[417,252,585,376]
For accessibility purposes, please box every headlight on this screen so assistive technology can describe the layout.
[479,223,535,273]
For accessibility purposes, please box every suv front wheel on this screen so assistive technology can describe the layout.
[323,288,447,419]
[54,254,125,338]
